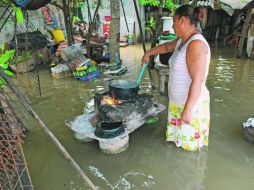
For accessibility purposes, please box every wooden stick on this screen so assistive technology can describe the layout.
[0,69,97,190]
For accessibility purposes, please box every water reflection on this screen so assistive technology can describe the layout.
[215,56,235,83]
[20,44,254,190]
[163,146,208,190]
[88,166,155,190]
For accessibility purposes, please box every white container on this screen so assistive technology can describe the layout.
[247,24,254,58]
[99,135,129,154]
[161,17,174,34]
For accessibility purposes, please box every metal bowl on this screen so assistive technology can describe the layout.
[94,121,125,139]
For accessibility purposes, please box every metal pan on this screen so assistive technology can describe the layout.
[108,80,139,100]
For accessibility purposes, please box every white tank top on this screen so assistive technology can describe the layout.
[168,34,210,105]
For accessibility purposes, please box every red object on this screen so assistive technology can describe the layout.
[103,24,110,38]
[104,16,111,21]
[161,31,170,35]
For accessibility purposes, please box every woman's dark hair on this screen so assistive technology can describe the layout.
[174,5,200,25]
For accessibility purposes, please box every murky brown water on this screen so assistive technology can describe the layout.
[20,43,254,190]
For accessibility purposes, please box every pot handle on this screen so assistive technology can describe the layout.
[137,63,148,85]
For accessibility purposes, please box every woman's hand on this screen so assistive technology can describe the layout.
[142,53,150,65]
[181,108,192,124]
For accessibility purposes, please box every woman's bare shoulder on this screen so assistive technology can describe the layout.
[187,40,208,54]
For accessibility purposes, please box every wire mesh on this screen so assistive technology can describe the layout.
[0,92,33,190]
[0,2,43,97]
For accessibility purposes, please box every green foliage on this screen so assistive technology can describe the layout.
[148,16,156,30]
[145,16,156,37]
[139,0,174,8]
[14,52,32,63]
[139,0,160,7]
[1,0,24,24]
[139,0,177,14]
[0,47,15,87]
[4,70,14,76]
[1,0,24,23]
[164,0,174,9]
[0,49,15,68]
[13,6,24,24]
[2,0,10,3]
[0,78,6,86]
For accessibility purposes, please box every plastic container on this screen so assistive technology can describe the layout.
[99,135,129,154]
[79,70,100,81]
[104,16,111,21]
[162,17,174,34]
[15,0,32,8]
[52,29,65,44]
[51,64,71,78]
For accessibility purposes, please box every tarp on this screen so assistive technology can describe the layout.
[219,0,252,9]
[0,4,65,46]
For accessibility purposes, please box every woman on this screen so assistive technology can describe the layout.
[142,5,210,151]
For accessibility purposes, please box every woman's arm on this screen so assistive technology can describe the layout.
[181,40,208,124]
[142,38,178,64]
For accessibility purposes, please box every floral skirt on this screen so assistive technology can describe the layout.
[166,99,210,151]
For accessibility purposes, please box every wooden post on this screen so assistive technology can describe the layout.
[109,0,120,64]
[62,0,74,46]
[237,8,252,58]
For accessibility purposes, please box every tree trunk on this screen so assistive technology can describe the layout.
[109,0,120,64]
[85,0,101,58]
[149,0,164,68]
[63,0,73,46]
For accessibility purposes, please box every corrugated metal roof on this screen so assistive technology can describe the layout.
[219,0,252,9]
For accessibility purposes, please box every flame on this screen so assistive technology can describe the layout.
[101,96,122,105]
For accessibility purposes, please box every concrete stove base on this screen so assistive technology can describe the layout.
[65,103,165,154]
[99,135,129,154]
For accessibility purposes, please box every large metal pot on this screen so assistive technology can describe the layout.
[108,80,139,100]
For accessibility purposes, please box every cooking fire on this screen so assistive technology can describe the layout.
[66,79,165,154]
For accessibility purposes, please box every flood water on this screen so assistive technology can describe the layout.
[20,43,254,190]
